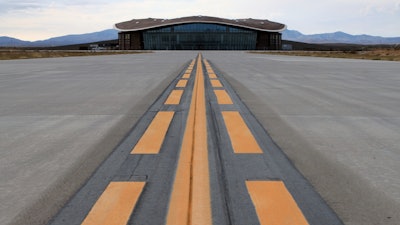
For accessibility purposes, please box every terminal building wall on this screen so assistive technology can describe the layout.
[118,23,282,50]
[256,31,282,50]
[119,31,143,50]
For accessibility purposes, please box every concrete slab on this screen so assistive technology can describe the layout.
[49,53,342,225]
[0,52,195,225]
[203,51,400,225]
[2,51,400,225]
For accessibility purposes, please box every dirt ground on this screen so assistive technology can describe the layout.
[2,49,400,61]
[254,49,400,61]
[0,49,146,60]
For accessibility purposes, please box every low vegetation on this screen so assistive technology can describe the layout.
[0,49,148,60]
[253,48,400,61]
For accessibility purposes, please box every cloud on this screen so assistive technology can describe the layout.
[359,1,400,15]
[0,0,45,13]
[1,0,400,41]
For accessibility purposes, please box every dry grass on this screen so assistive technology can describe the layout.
[0,50,149,60]
[252,49,400,61]
[3,49,400,61]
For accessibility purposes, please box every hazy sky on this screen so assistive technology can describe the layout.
[1,0,400,41]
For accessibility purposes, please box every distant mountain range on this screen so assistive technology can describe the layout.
[1,29,399,47]
[0,29,118,47]
[283,30,400,45]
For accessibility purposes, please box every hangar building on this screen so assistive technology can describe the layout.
[115,16,286,50]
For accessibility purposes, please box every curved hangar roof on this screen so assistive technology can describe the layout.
[115,15,286,32]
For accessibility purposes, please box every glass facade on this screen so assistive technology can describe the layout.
[142,23,257,50]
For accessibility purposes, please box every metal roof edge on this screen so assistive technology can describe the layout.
[115,19,286,33]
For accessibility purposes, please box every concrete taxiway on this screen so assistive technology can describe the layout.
[203,51,400,225]
[1,52,399,225]
[0,52,194,225]
[48,54,342,225]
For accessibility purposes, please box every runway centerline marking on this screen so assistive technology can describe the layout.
[221,111,263,153]
[131,111,175,154]
[166,54,211,225]
[81,182,145,225]
[246,181,309,225]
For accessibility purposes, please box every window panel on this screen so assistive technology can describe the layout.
[142,23,257,50]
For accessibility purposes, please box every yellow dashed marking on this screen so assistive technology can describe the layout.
[81,182,145,225]
[209,73,217,79]
[210,79,223,87]
[176,79,188,88]
[246,181,309,225]
[131,111,174,154]
[221,111,263,153]
[214,90,233,104]
[165,90,184,105]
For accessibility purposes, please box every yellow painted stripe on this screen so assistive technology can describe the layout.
[214,90,233,104]
[209,73,217,79]
[166,111,193,224]
[221,111,263,153]
[246,181,309,225]
[165,90,184,105]
[131,111,174,154]
[81,182,145,225]
[176,79,188,88]
[182,73,191,79]
[167,54,212,225]
[191,54,211,225]
[166,60,197,225]
[210,79,223,87]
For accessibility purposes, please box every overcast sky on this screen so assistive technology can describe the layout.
[1,0,400,41]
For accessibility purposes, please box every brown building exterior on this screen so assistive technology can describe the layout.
[115,16,286,50]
